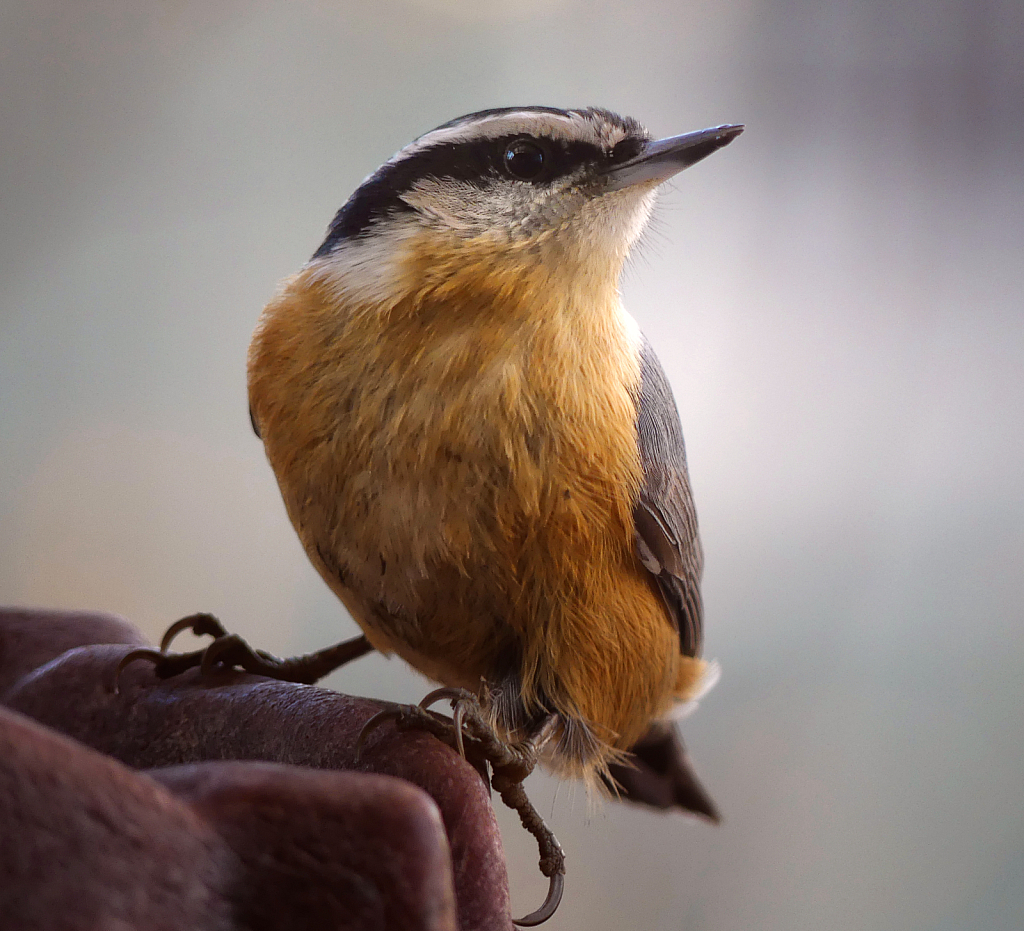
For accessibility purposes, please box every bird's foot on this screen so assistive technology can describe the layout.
[358,688,565,927]
[114,612,372,691]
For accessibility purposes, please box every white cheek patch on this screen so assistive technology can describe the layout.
[403,176,568,240]
[401,178,531,237]
[401,174,657,251]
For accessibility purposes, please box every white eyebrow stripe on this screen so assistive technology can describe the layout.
[385,110,633,168]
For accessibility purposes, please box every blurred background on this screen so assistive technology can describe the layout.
[1,1,1022,928]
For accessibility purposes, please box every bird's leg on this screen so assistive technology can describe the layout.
[489,718,565,928]
[357,689,565,926]
[115,612,373,691]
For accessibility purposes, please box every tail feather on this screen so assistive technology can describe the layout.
[603,721,720,822]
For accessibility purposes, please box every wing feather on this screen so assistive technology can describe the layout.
[633,335,704,657]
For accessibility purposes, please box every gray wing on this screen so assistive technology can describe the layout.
[633,335,704,657]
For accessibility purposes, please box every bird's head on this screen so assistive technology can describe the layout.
[306,107,742,311]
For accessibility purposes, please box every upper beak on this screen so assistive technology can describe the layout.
[601,124,744,192]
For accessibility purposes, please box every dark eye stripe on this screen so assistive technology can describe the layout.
[314,135,609,253]
[609,136,645,164]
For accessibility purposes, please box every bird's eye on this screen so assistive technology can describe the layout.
[503,140,546,180]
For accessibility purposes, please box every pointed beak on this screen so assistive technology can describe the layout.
[601,124,744,192]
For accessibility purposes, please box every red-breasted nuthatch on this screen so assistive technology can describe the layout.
[120,106,742,925]
[127,106,742,924]
[247,105,740,800]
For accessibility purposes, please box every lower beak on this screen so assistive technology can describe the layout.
[601,124,743,192]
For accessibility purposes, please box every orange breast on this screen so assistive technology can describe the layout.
[248,238,694,776]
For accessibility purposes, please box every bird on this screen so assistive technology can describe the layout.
[128,106,741,925]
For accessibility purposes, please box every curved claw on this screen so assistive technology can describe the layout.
[112,648,165,695]
[451,700,468,760]
[417,687,477,760]
[513,871,564,927]
[417,686,474,712]
[159,612,227,653]
[355,707,402,762]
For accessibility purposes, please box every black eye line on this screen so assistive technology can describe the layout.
[499,135,619,185]
[608,137,645,164]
